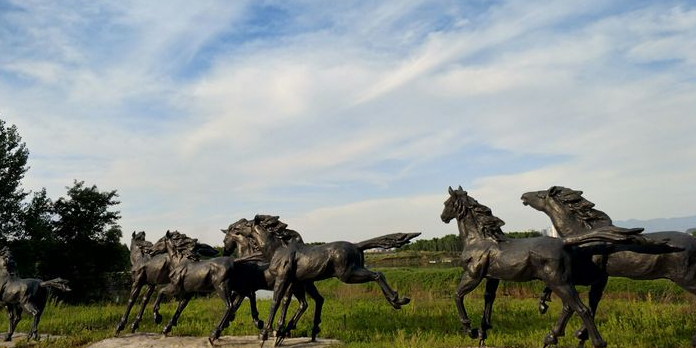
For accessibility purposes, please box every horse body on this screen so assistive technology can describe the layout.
[157,231,236,344]
[522,186,696,344]
[116,231,220,335]
[442,186,652,348]
[0,247,70,341]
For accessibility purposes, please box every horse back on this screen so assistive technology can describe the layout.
[282,241,361,281]
[1,278,45,304]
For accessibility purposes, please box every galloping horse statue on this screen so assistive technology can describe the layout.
[0,247,71,341]
[441,186,656,348]
[154,231,237,344]
[522,186,695,346]
[222,217,319,343]
[232,214,419,347]
[114,231,218,335]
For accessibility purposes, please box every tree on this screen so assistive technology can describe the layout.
[0,119,30,242]
[48,180,128,302]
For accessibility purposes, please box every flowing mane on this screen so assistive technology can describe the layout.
[550,186,612,229]
[254,214,304,245]
[463,195,508,242]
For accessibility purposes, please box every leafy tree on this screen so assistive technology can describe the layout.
[0,119,29,242]
[46,180,128,302]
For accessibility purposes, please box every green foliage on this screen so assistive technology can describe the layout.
[505,230,543,238]
[401,234,462,252]
[0,119,30,241]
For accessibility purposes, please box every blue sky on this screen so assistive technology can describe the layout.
[1,0,695,245]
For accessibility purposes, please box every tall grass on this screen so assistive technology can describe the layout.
[5,268,696,348]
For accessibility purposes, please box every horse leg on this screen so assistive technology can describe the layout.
[209,282,236,344]
[547,283,606,348]
[340,267,409,308]
[479,278,500,346]
[22,302,43,341]
[224,292,244,330]
[130,284,155,333]
[115,282,143,335]
[261,270,293,346]
[277,285,308,346]
[539,286,553,314]
[305,282,324,341]
[575,277,608,347]
[4,305,16,341]
[543,304,573,348]
[455,272,484,339]
[152,289,167,324]
[162,292,192,335]
[247,292,264,329]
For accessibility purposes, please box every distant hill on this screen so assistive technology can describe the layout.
[614,215,696,233]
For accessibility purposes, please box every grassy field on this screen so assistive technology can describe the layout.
[5,267,696,348]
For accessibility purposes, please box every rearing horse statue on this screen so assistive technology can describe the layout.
[441,186,657,348]
[522,185,694,346]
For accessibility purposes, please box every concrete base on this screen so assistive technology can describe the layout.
[88,333,342,348]
[0,333,61,348]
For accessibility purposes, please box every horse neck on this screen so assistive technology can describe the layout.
[545,203,591,236]
[251,229,283,259]
[455,214,481,245]
[130,242,148,266]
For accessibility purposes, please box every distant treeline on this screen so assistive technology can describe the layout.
[402,231,543,252]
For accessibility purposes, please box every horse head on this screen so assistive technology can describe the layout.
[222,218,257,257]
[521,186,612,235]
[441,186,506,242]
[441,185,467,223]
[162,230,199,262]
[0,247,17,274]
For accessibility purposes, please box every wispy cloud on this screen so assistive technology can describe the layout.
[1,0,695,244]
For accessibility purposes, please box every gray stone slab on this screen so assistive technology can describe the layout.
[87,334,342,348]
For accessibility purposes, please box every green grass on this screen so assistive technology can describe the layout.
[5,268,696,348]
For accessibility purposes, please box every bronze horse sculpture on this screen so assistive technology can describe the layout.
[235,215,419,347]
[522,186,696,346]
[114,231,218,335]
[0,247,71,341]
[153,230,238,344]
[222,217,320,343]
[441,186,659,348]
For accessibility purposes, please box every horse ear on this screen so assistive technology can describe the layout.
[166,230,172,238]
[221,229,227,234]
[458,185,463,191]
[132,231,136,238]
[448,186,455,195]
[549,186,561,196]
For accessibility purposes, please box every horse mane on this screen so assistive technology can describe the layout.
[462,195,508,242]
[0,247,18,275]
[254,214,304,245]
[551,187,613,229]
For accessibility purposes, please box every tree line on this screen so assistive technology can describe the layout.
[1,119,128,303]
[401,231,543,252]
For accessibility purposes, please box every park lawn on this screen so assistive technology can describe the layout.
[6,268,696,348]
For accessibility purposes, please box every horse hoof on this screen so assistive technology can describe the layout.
[539,302,549,314]
[208,336,216,346]
[130,322,139,333]
[574,328,589,341]
[3,334,11,342]
[543,333,558,347]
[256,320,265,330]
[468,328,479,339]
[154,313,163,324]
[311,327,321,341]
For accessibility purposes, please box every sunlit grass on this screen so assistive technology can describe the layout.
[5,268,696,348]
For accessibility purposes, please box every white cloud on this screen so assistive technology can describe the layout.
[1,1,695,246]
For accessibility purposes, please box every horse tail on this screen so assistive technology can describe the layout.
[561,228,663,249]
[40,278,72,292]
[354,232,421,251]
